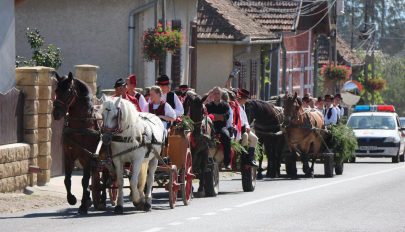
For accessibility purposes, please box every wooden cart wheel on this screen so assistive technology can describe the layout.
[91,169,106,210]
[168,165,179,209]
[181,150,193,205]
[241,164,257,192]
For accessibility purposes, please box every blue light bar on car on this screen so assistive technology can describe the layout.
[354,105,371,112]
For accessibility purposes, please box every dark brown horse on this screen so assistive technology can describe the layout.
[52,72,100,215]
[244,100,285,179]
[186,93,214,197]
[283,93,325,177]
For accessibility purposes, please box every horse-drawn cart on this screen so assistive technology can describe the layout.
[153,128,194,209]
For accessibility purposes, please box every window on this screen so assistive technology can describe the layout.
[348,115,397,130]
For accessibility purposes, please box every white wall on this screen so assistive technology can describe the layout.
[15,0,197,90]
[0,0,16,93]
[196,43,234,94]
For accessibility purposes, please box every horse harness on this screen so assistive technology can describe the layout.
[101,115,163,160]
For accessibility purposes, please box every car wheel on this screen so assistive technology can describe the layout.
[392,152,400,163]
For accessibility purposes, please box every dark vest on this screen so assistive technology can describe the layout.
[166,91,176,109]
[324,107,333,119]
[135,92,141,101]
[149,101,165,116]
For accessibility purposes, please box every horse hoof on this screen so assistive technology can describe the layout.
[114,205,124,214]
[86,199,93,208]
[194,191,205,198]
[143,202,152,212]
[257,173,263,180]
[304,172,314,178]
[133,201,145,211]
[67,194,77,205]
[78,205,88,215]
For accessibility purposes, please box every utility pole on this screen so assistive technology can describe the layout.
[363,0,369,86]
[350,0,354,50]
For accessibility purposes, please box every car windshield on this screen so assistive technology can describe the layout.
[347,115,396,130]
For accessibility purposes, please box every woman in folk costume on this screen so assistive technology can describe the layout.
[126,74,148,111]
[113,78,141,112]
[323,94,338,126]
[142,86,176,130]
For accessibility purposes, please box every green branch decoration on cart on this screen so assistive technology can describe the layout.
[365,78,386,92]
[320,64,352,82]
[143,22,182,62]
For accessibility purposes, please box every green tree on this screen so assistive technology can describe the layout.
[381,57,405,116]
[338,0,405,55]
[16,28,62,69]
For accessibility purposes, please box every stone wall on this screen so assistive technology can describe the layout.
[0,143,31,192]
[15,66,54,187]
[75,64,99,98]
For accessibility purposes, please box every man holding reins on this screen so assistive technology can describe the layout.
[236,88,258,167]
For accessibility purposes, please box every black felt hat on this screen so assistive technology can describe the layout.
[114,78,126,88]
[156,74,170,85]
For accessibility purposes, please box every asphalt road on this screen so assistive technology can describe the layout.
[1,158,405,232]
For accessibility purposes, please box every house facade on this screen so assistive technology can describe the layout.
[15,0,198,90]
[196,0,280,95]
[0,0,16,93]
[197,0,345,99]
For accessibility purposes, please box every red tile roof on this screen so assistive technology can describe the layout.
[318,35,364,66]
[197,0,279,41]
[231,0,301,31]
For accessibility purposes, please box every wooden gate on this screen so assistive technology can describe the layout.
[51,79,64,176]
[0,88,24,146]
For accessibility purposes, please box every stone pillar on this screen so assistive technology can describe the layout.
[16,67,40,187]
[37,67,54,185]
[16,66,54,186]
[75,65,99,98]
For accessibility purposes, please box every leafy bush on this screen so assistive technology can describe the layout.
[329,124,358,163]
[16,28,62,69]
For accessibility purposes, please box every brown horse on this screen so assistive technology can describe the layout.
[52,72,100,214]
[283,93,325,177]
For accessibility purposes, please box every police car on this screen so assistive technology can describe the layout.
[346,105,405,163]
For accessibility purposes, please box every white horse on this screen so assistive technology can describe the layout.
[100,95,164,214]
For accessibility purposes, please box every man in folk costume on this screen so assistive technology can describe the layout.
[176,84,190,104]
[126,74,148,111]
[237,88,258,167]
[142,86,176,130]
[113,78,141,112]
[156,74,184,118]
[205,87,232,169]
[333,94,345,118]
[323,94,338,126]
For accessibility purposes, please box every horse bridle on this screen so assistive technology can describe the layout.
[101,106,123,135]
[53,83,78,114]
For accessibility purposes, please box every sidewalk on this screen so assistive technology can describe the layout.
[0,173,84,214]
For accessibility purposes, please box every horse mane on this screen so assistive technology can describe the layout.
[118,98,140,136]
[248,99,282,125]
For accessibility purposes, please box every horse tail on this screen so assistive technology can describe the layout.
[137,161,148,190]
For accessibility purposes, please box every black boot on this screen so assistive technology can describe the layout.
[248,147,258,167]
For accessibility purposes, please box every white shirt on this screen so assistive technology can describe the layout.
[323,106,338,126]
[142,102,176,129]
[239,105,250,129]
[136,93,148,112]
[161,92,184,118]
[226,107,233,129]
